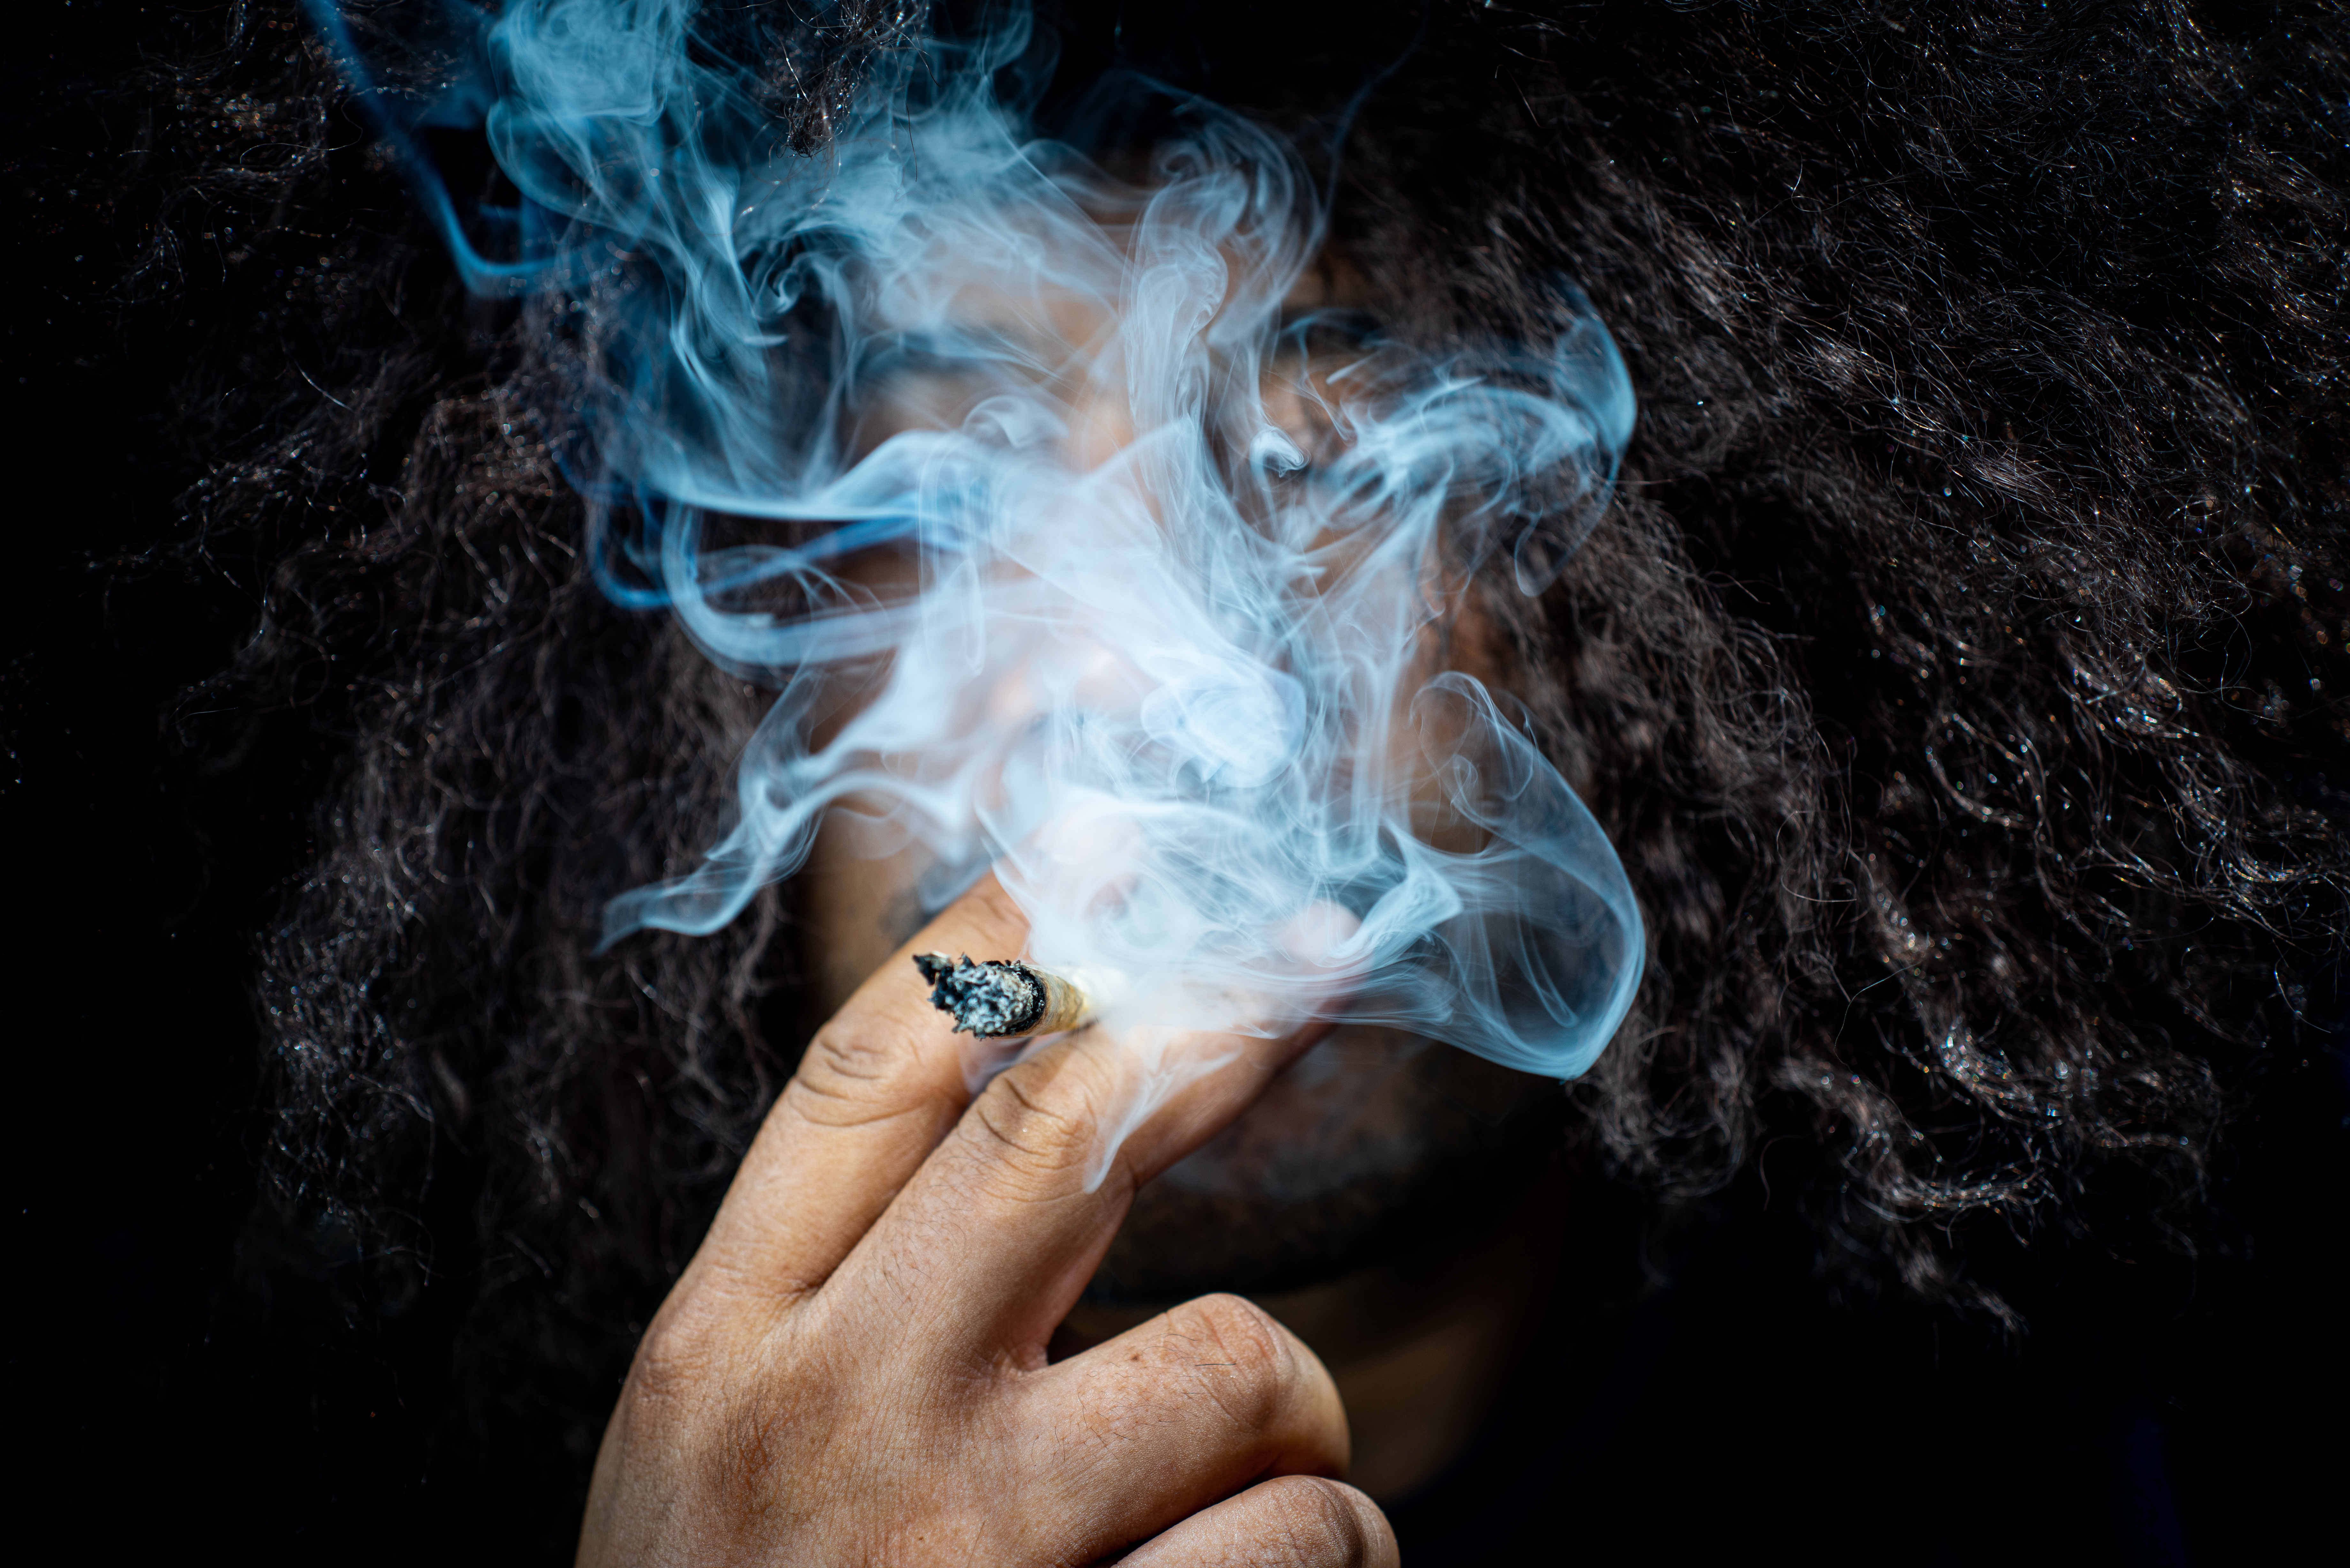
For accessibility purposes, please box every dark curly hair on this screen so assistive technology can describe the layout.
[49,0,2347,1549]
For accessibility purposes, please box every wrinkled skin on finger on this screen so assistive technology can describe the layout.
[1119,1477,1400,1568]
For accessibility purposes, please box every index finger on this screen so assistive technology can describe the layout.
[695,871,1033,1297]
[836,954,1346,1358]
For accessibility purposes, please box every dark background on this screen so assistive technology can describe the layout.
[7,2,2344,1562]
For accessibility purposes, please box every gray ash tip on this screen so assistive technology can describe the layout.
[912,952,1045,1037]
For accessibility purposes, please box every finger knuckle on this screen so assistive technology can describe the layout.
[1257,1478,1384,1567]
[961,1051,1117,1189]
[625,1276,782,1407]
[791,1019,925,1126]
[625,1306,723,1416]
[1178,1293,1291,1376]
[1166,1293,1297,1429]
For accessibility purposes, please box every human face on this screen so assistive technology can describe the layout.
[787,246,1574,1298]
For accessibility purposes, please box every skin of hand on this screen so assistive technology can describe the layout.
[575,873,1400,1566]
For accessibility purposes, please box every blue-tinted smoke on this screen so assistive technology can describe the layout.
[315,0,1642,1080]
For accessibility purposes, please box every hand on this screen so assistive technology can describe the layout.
[577,874,1398,1566]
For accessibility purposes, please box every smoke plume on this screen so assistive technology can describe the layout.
[314,0,1643,1082]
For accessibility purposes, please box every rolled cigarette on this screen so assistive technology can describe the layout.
[913,952,1093,1038]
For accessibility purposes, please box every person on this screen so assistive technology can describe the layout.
[24,0,2342,1560]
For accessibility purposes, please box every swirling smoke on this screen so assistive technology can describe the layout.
[312,0,1643,1088]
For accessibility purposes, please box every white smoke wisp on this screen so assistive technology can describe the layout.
[359,1,1644,1089]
